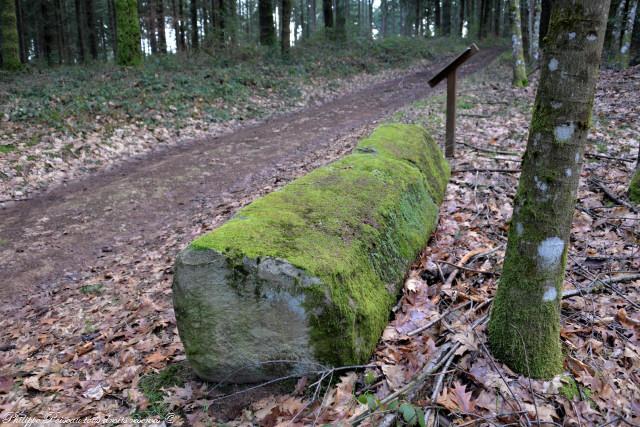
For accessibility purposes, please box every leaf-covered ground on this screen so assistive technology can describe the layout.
[0,37,474,201]
[1,57,638,426]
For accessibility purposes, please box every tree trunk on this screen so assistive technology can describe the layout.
[611,0,628,53]
[1,0,21,69]
[40,0,54,65]
[259,0,275,44]
[530,0,540,61]
[178,0,186,50]
[616,0,638,67]
[489,0,610,379]
[538,0,550,46]
[108,0,118,58]
[509,0,527,86]
[85,0,98,59]
[75,0,86,61]
[521,0,530,59]
[442,0,451,35]
[115,0,143,65]
[434,0,441,35]
[322,0,332,28]
[335,0,346,39]
[15,0,26,63]
[190,0,199,48]
[156,0,167,53]
[281,0,292,54]
[381,0,387,36]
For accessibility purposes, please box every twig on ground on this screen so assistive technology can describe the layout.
[460,142,520,156]
[452,168,521,174]
[443,247,496,288]
[590,178,638,213]
[585,152,635,163]
[407,301,472,337]
[438,260,497,276]
[562,273,640,299]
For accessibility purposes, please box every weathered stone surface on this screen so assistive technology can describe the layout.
[172,124,450,383]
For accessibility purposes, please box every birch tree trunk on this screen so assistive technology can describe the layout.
[509,0,528,87]
[489,0,610,378]
[115,0,143,65]
[0,0,21,70]
[615,0,638,68]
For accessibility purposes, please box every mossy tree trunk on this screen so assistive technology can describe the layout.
[615,0,638,68]
[259,0,276,45]
[114,0,142,66]
[611,0,627,54]
[530,0,541,62]
[509,0,528,87]
[0,0,21,70]
[489,0,610,379]
[281,0,292,56]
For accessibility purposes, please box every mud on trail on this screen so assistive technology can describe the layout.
[0,48,501,303]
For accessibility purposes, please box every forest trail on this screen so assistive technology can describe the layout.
[0,47,501,302]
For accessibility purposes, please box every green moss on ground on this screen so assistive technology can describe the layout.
[189,124,449,367]
[629,169,640,204]
[136,363,193,419]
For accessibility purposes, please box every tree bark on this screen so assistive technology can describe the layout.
[322,0,333,28]
[611,0,628,53]
[509,0,528,86]
[489,0,610,379]
[115,0,143,65]
[629,148,640,203]
[281,0,292,55]
[1,0,21,69]
[259,0,275,44]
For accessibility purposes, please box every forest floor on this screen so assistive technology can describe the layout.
[1,53,639,426]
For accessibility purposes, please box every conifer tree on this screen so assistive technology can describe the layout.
[115,0,142,65]
[0,0,22,70]
[509,0,528,86]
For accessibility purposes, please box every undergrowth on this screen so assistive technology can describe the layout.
[0,36,478,137]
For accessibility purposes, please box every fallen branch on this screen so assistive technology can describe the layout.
[585,152,635,163]
[452,168,520,174]
[590,178,638,213]
[443,247,497,288]
[407,301,472,337]
[460,142,520,156]
[563,273,640,299]
[438,260,497,276]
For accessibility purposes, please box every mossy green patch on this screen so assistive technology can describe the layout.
[629,169,640,204]
[181,124,449,375]
[136,363,193,419]
[0,144,16,154]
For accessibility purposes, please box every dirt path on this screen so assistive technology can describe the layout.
[0,48,501,302]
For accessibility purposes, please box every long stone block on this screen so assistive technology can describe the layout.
[172,124,450,383]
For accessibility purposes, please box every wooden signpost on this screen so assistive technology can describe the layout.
[428,43,480,159]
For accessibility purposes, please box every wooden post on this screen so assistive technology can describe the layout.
[428,44,479,159]
[445,71,457,158]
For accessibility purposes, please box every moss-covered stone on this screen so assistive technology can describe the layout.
[173,124,449,383]
[630,168,640,204]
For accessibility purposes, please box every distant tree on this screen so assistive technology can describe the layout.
[611,0,628,54]
[281,0,292,55]
[115,0,142,65]
[489,0,610,378]
[190,0,199,48]
[259,0,275,44]
[615,0,638,67]
[530,0,541,62]
[335,0,346,39]
[323,0,333,29]
[539,0,550,46]
[509,0,527,86]
[442,0,451,35]
[156,0,167,53]
[0,0,21,70]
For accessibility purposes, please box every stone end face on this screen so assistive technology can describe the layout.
[172,247,320,383]
[172,124,449,383]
